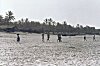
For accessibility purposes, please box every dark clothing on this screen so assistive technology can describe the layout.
[17,34,20,42]
[57,34,62,42]
[93,35,96,41]
[47,33,50,41]
[42,33,44,42]
[84,36,87,41]
[17,36,20,42]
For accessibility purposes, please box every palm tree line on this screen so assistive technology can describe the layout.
[0,11,100,35]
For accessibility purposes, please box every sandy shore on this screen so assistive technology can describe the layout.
[0,32,100,66]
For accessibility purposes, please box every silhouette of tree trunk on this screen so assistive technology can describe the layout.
[0,15,3,22]
[52,21,56,34]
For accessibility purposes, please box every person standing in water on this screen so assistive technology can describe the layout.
[42,33,44,42]
[17,34,20,42]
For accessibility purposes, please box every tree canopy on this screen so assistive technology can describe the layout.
[0,11,99,35]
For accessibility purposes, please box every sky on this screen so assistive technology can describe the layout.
[0,0,100,28]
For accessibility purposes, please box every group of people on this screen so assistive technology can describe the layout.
[84,35,96,41]
[42,33,62,42]
[42,33,96,42]
[42,33,51,42]
[16,33,96,43]
[16,33,62,43]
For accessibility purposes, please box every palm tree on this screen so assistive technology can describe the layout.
[42,22,46,33]
[0,15,3,22]
[52,21,56,34]
[63,21,67,32]
[44,18,48,25]
[25,18,29,23]
[44,18,49,33]
[5,11,15,23]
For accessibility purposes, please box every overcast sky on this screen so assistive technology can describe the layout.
[1,0,100,28]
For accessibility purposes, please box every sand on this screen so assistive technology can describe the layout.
[0,32,100,66]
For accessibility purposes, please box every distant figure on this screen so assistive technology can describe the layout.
[57,34,62,42]
[47,33,50,41]
[42,33,44,42]
[93,35,96,41]
[17,34,20,42]
[84,35,87,41]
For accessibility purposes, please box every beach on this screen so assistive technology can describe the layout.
[0,32,100,66]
